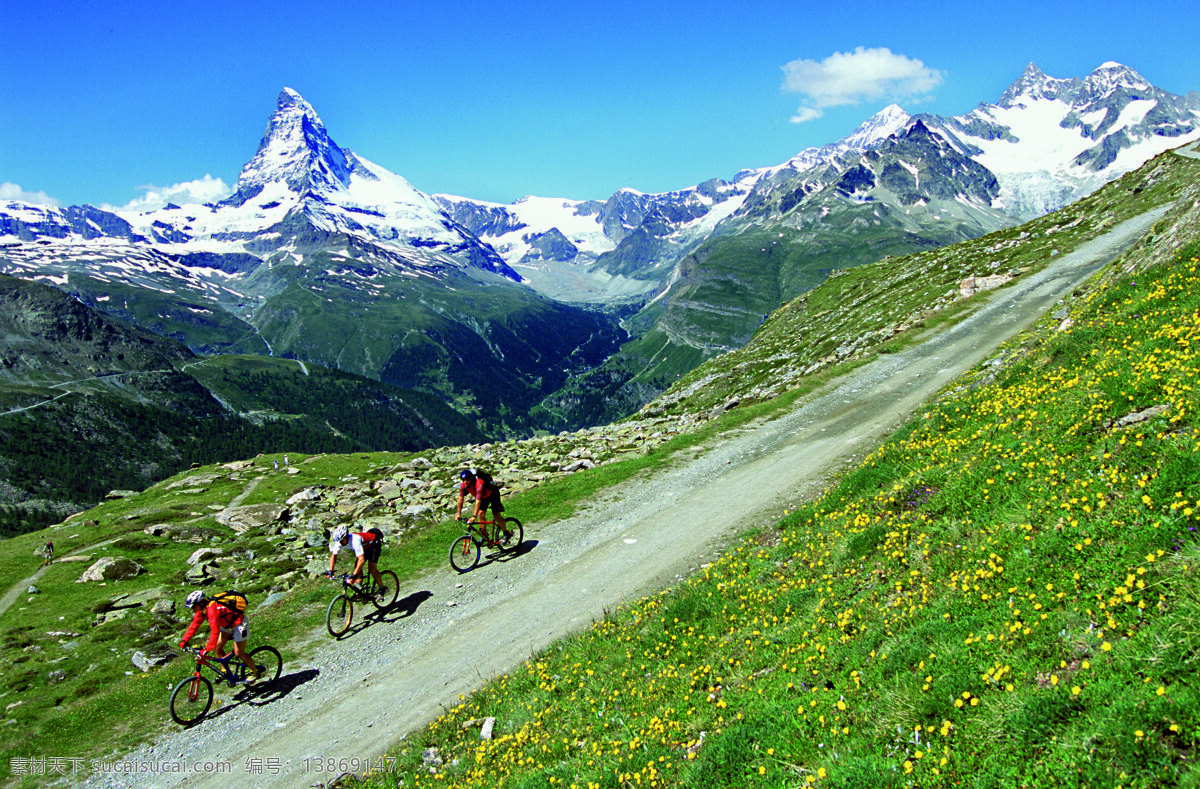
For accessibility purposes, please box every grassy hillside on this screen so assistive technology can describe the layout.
[650,148,1200,417]
[352,191,1200,782]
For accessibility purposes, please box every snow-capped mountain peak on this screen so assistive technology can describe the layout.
[842,103,912,149]
[228,87,356,204]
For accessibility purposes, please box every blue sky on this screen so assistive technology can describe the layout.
[4,0,1199,209]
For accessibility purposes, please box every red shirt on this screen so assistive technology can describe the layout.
[460,478,492,500]
[181,601,242,653]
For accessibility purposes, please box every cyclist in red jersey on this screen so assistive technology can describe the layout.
[179,591,260,677]
[455,469,511,540]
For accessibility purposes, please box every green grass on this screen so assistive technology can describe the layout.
[345,240,1200,786]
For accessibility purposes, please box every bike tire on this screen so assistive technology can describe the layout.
[247,645,283,687]
[449,535,480,573]
[326,594,354,637]
[169,674,214,726]
[372,570,399,609]
[498,518,523,551]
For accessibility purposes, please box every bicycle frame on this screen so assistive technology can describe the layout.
[187,647,246,685]
[465,518,505,546]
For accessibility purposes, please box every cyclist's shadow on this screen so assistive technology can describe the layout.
[477,538,539,569]
[194,668,319,725]
[335,589,434,640]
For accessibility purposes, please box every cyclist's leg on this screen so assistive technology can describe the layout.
[488,495,509,536]
[364,536,384,587]
[368,559,384,588]
[230,621,258,673]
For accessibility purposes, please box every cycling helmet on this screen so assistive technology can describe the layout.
[460,469,475,480]
[185,590,207,608]
[331,523,349,543]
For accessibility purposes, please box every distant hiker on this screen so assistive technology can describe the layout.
[179,590,260,678]
[274,460,279,470]
[283,455,289,468]
[325,524,386,593]
[455,469,510,540]
[41,541,53,566]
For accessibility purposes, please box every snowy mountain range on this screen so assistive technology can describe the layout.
[1,61,1198,432]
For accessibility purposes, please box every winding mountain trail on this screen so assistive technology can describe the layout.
[84,207,1166,788]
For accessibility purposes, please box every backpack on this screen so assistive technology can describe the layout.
[212,590,248,614]
[473,469,502,491]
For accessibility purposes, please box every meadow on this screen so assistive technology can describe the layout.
[361,243,1200,786]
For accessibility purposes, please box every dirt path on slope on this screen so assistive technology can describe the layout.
[83,207,1166,789]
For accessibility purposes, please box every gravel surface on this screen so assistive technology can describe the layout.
[80,207,1166,789]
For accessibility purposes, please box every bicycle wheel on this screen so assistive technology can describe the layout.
[497,518,523,551]
[326,594,354,637]
[246,645,282,687]
[372,570,399,609]
[169,674,214,725]
[449,535,480,573]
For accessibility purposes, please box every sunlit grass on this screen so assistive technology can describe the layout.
[361,246,1200,787]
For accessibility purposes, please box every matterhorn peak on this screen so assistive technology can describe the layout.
[225,87,355,205]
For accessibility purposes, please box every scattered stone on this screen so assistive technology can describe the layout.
[80,557,144,583]
[480,717,496,740]
[187,547,225,566]
[131,648,176,671]
[217,503,290,533]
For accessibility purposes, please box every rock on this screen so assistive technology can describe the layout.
[47,670,66,684]
[421,748,442,768]
[150,599,176,616]
[104,490,139,500]
[400,505,433,523]
[26,586,39,595]
[217,503,290,533]
[185,563,214,585]
[131,649,176,671]
[480,717,496,740]
[80,557,144,583]
[101,586,165,612]
[256,591,288,609]
[286,487,325,506]
[187,547,224,566]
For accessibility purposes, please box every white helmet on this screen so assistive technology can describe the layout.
[331,524,349,543]
[185,590,207,608]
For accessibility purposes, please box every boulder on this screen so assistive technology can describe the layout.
[131,648,177,672]
[80,557,144,583]
[187,547,224,566]
[217,503,289,533]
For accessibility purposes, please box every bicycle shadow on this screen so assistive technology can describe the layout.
[331,590,434,640]
[476,538,539,569]
[186,668,319,727]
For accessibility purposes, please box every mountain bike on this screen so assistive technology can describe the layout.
[325,570,400,637]
[449,516,524,573]
[169,644,283,725]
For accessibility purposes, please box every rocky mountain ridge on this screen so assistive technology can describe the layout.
[1,62,1197,435]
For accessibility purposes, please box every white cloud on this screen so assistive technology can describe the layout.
[0,182,61,206]
[110,174,233,212]
[782,46,944,124]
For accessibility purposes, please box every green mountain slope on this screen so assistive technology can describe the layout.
[0,274,486,534]
[367,149,1200,788]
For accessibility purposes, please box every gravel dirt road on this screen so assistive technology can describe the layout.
[83,207,1165,788]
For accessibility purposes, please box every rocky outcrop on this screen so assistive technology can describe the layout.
[79,557,144,582]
